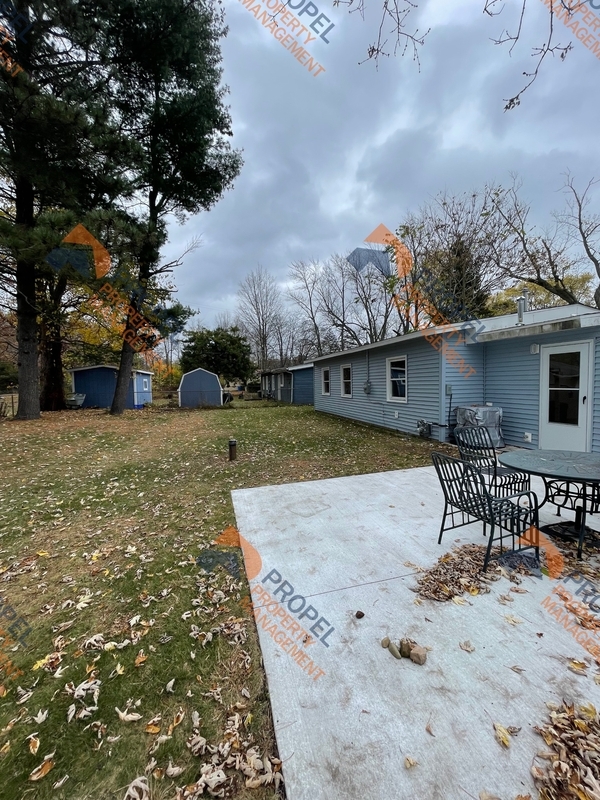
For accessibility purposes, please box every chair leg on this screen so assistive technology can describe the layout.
[483,521,495,571]
[438,504,448,545]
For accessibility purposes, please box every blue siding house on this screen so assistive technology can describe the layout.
[290,363,314,405]
[178,367,222,408]
[313,304,600,453]
[69,365,153,409]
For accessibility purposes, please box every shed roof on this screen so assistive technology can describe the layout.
[288,363,314,371]
[68,365,154,375]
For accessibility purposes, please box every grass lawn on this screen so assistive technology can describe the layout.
[0,402,454,800]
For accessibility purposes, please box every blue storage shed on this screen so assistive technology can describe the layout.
[178,367,223,408]
[312,303,600,454]
[289,363,314,405]
[68,365,153,409]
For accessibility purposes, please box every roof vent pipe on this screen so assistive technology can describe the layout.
[516,296,525,326]
[522,287,529,312]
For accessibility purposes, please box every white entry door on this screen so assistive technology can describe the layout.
[539,342,592,452]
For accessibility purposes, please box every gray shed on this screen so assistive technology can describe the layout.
[178,367,223,408]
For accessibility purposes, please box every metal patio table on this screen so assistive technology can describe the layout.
[497,449,600,559]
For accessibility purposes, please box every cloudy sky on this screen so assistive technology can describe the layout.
[162,0,600,326]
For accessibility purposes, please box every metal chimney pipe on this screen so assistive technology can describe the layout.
[516,297,524,326]
[522,287,529,312]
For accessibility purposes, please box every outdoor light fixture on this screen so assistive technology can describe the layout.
[530,344,540,354]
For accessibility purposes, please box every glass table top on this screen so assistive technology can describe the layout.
[497,450,600,483]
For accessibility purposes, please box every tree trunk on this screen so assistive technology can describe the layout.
[110,335,135,415]
[15,176,39,420]
[39,321,66,411]
[39,275,67,412]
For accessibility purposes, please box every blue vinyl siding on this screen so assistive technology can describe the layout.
[292,367,314,405]
[71,367,151,409]
[314,336,442,440]
[482,328,600,450]
[440,336,484,436]
[73,367,117,409]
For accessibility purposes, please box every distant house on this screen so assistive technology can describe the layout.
[179,367,222,408]
[312,303,600,453]
[68,365,153,409]
[260,364,314,404]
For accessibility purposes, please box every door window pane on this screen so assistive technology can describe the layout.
[549,389,579,425]
[549,352,580,388]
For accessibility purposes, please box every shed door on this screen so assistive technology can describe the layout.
[539,342,592,452]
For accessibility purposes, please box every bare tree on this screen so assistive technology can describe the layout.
[490,178,582,304]
[237,266,283,370]
[339,0,578,109]
[560,173,600,306]
[288,260,324,357]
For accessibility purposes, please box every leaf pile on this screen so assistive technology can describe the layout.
[532,700,600,799]
[413,544,501,602]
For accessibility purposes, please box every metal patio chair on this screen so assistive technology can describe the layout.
[455,426,530,498]
[431,452,540,571]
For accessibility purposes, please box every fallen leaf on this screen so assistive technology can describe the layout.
[452,596,467,605]
[52,775,69,789]
[509,665,525,674]
[165,679,175,693]
[166,760,184,777]
[479,792,501,800]
[459,640,475,653]
[404,756,418,768]
[167,707,185,734]
[33,710,48,724]
[0,686,6,698]
[568,660,588,675]
[134,650,147,668]
[115,707,142,722]
[493,722,511,748]
[503,614,523,626]
[0,741,10,754]
[28,752,55,781]
[145,715,161,734]
[123,776,149,800]
[28,735,40,755]
[425,723,435,736]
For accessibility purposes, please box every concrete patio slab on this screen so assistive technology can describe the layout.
[231,467,600,800]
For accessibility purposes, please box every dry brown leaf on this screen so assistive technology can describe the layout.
[0,741,10,754]
[479,792,501,800]
[0,686,7,698]
[28,752,55,781]
[452,596,467,605]
[52,775,69,789]
[145,715,161,734]
[425,723,435,736]
[167,707,185,735]
[493,722,511,748]
[404,756,418,768]
[134,650,147,668]
[510,665,525,674]
[28,735,40,755]
[459,640,475,653]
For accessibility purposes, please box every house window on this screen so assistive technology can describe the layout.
[341,365,352,397]
[143,378,149,391]
[322,368,330,395]
[387,356,407,402]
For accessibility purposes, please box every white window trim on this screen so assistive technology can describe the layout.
[386,355,407,403]
[341,364,352,398]
[321,367,330,396]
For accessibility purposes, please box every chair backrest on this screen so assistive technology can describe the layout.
[431,451,491,521]
[455,426,496,468]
